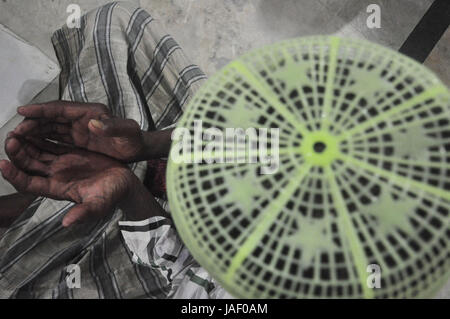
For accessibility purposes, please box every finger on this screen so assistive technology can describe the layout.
[14,119,71,136]
[38,123,71,135]
[25,136,73,155]
[36,133,74,145]
[21,137,57,162]
[18,101,108,120]
[88,118,140,137]
[14,119,44,135]
[0,160,51,195]
[19,137,58,162]
[62,204,95,227]
[43,123,71,135]
[4,136,50,175]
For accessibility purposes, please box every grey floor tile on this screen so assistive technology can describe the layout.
[424,27,450,87]
[319,0,434,49]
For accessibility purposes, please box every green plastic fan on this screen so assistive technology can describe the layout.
[167,36,450,298]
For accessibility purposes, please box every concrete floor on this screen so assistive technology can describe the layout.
[0,0,448,80]
[0,0,449,298]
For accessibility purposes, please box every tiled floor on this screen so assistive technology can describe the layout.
[0,0,449,298]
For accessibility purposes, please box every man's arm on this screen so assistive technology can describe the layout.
[0,193,37,228]
[15,101,175,162]
[140,128,173,160]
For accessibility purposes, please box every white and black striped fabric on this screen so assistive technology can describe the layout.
[0,1,229,299]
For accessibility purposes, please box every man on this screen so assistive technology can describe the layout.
[0,1,230,298]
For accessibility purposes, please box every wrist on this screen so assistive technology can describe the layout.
[118,176,168,221]
[140,129,174,160]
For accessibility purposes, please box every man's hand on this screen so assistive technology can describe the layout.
[14,101,147,162]
[0,134,139,227]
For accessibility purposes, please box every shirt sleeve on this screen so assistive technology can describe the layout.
[118,216,233,299]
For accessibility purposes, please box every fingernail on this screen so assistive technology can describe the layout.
[90,119,104,129]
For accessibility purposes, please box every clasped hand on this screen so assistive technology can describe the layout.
[0,101,169,227]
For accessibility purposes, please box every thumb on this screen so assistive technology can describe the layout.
[88,118,140,138]
[62,204,93,227]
